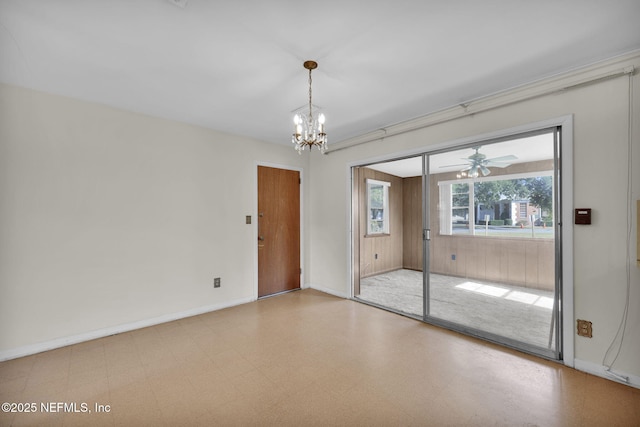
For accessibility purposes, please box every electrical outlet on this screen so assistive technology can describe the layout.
[214,277,221,288]
[577,319,592,337]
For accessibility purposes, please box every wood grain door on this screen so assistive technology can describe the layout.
[258,166,300,297]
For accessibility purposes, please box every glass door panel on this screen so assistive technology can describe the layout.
[353,156,424,319]
[426,130,560,356]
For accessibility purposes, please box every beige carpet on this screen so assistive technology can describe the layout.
[358,269,555,349]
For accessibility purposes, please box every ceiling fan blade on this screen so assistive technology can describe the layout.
[484,161,512,168]
[485,155,517,163]
[439,163,471,168]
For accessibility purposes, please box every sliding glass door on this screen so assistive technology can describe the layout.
[353,127,562,360]
[352,156,425,318]
[426,129,560,358]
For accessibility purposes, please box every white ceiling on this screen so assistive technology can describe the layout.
[1,0,639,147]
[366,132,555,177]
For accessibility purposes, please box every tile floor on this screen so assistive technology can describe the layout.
[1,289,639,426]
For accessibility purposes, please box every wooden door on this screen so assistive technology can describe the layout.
[258,166,300,297]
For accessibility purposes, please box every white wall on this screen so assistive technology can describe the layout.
[309,55,640,381]
[0,83,309,358]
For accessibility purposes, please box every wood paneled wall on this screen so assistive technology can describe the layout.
[429,235,555,291]
[359,168,404,278]
[403,176,423,270]
[400,160,556,290]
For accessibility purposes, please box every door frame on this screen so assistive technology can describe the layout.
[347,115,574,366]
[254,162,304,301]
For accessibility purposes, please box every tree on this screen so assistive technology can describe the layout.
[524,176,553,216]
[473,179,529,208]
[472,176,553,222]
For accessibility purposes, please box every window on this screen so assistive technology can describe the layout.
[367,179,390,235]
[439,173,553,239]
[451,183,470,232]
[519,202,528,219]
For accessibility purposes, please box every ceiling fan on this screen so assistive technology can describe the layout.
[442,146,517,178]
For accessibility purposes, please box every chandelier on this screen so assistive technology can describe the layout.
[292,60,327,154]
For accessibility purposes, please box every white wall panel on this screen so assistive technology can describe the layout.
[0,83,308,356]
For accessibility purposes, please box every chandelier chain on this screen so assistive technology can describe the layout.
[308,68,313,120]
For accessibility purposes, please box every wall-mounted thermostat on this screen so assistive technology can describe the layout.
[575,208,592,225]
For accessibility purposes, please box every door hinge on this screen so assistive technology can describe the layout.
[299,178,301,184]
[423,229,431,241]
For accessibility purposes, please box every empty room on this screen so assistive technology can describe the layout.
[1,1,639,425]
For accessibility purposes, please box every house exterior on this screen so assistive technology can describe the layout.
[476,199,543,225]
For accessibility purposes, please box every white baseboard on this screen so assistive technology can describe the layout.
[0,296,254,362]
[574,358,640,389]
[308,283,349,299]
